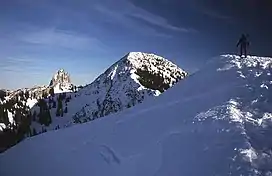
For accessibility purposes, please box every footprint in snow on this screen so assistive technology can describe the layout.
[99,145,121,165]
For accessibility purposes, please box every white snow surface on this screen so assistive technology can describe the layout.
[0,123,6,131]
[53,83,72,94]
[26,98,38,109]
[1,55,272,176]
[7,111,14,125]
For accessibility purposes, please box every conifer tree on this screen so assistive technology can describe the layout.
[25,91,29,99]
[64,106,68,113]
[37,99,52,126]
[49,87,55,97]
[63,92,66,99]
[57,98,63,114]
[33,128,37,136]
[33,110,36,121]
[45,109,52,126]
[53,100,56,108]
[56,109,60,117]
[28,128,32,137]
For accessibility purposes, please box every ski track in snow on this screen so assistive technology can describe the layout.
[100,145,121,165]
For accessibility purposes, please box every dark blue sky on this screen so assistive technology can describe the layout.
[1,0,271,89]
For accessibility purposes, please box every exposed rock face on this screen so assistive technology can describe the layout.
[49,69,73,93]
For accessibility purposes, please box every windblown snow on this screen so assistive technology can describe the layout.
[1,55,272,176]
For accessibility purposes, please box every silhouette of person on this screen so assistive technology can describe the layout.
[236,34,250,58]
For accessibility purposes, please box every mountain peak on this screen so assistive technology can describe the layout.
[49,69,73,93]
[58,68,65,73]
[124,52,181,69]
[121,52,187,92]
[71,52,187,123]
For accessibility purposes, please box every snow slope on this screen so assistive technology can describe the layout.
[1,55,272,176]
[29,52,186,134]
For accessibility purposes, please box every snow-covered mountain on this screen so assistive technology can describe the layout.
[30,52,187,134]
[0,68,75,131]
[0,52,186,152]
[1,54,271,176]
[0,86,48,131]
[72,52,186,120]
[49,69,73,93]
[0,70,75,152]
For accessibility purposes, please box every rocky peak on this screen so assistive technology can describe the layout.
[49,69,71,86]
[49,69,73,93]
[119,52,188,92]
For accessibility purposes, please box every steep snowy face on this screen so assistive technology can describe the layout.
[49,69,73,93]
[72,52,187,122]
[1,55,272,176]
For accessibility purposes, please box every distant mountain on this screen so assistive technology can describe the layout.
[0,69,76,152]
[49,69,73,93]
[0,68,75,131]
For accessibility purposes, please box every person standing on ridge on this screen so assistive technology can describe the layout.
[236,34,250,58]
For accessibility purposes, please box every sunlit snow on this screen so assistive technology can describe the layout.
[1,55,272,176]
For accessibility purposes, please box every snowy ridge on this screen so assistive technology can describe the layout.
[1,54,272,175]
